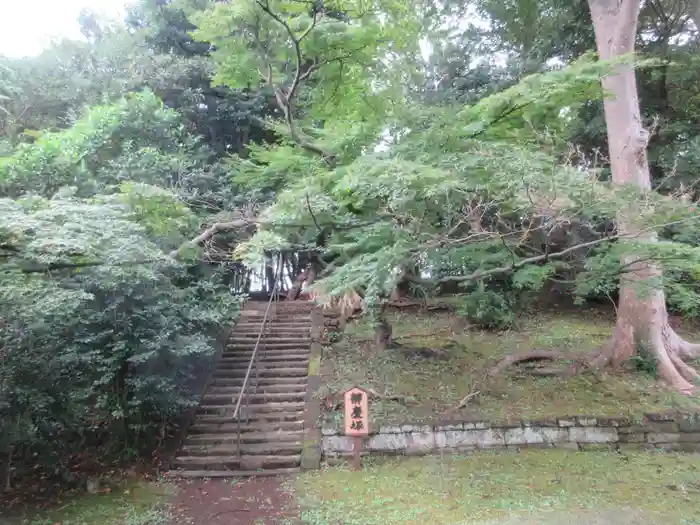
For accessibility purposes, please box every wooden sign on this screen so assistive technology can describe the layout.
[343,386,369,470]
[344,386,369,436]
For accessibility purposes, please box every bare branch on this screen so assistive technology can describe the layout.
[306,192,323,232]
[169,219,250,258]
[410,234,620,285]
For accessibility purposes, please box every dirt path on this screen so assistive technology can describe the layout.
[169,476,299,525]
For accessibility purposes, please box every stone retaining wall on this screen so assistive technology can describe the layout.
[322,413,700,459]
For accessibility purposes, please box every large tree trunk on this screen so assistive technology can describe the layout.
[287,268,308,301]
[588,0,700,393]
[287,258,317,301]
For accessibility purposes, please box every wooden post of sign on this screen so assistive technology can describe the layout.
[343,386,369,471]
[352,435,362,471]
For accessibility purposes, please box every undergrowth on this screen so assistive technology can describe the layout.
[320,308,700,425]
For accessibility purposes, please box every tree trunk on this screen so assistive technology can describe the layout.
[287,258,317,301]
[265,264,275,295]
[390,264,416,303]
[588,0,700,393]
[287,269,308,301]
[690,0,700,33]
[373,304,393,350]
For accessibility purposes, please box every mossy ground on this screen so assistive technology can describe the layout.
[295,450,700,525]
[6,480,173,525]
[321,307,700,425]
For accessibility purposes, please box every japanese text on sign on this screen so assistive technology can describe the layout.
[344,387,369,436]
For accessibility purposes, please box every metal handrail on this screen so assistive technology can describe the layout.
[233,258,282,457]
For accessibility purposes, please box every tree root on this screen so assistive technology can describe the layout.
[488,350,567,376]
[365,387,417,404]
[451,390,481,411]
[323,388,418,412]
[666,328,700,361]
[390,341,451,360]
[488,343,617,378]
[490,322,700,395]
[669,353,700,384]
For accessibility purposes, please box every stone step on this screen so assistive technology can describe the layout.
[238,320,311,327]
[227,343,310,351]
[202,392,305,406]
[229,336,310,345]
[223,347,310,355]
[216,361,309,372]
[240,312,311,319]
[226,343,311,351]
[196,401,305,415]
[221,350,311,364]
[186,431,303,445]
[236,322,311,329]
[181,441,302,457]
[209,375,307,386]
[235,323,311,329]
[205,384,307,395]
[189,420,304,435]
[246,301,312,307]
[232,330,310,336]
[172,454,301,470]
[214,364,309,375]
[239,313,310,319]
[205,390,306,401]
[232,333,311,340]
[235,324,310,331]
[211,367,308,378]
[219,355,309,364]
[165,467,300,479]
[236,323,310,328]
[193,412,304,425]
[195,413,305,426]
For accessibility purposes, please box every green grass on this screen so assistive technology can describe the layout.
[10,480,173,525]
[296,450,700,525]
[321,309,700,425]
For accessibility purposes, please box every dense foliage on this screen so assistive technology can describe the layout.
[0,91,241,484]
[0,5,254,485]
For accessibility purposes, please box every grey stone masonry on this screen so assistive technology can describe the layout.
[321,412,700,459]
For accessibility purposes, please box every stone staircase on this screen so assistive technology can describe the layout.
[169,300,313,477]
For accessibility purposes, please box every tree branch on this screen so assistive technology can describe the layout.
[10,258,167,274]
[406,234,621,286]
[168,214,388,260]
[306,192,323,232]
[169,219,250,258]
[254,0,336,164]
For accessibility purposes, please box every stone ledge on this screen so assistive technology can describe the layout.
[320,411,700,459]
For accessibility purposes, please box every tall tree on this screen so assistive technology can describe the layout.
[586,0,700,392]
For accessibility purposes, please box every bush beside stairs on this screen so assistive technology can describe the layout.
[169,300,314,477]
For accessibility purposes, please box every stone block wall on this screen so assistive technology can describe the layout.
[321,413,700,459]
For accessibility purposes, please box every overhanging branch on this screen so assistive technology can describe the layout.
[169,219,250,258]
[406,235,621,286]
